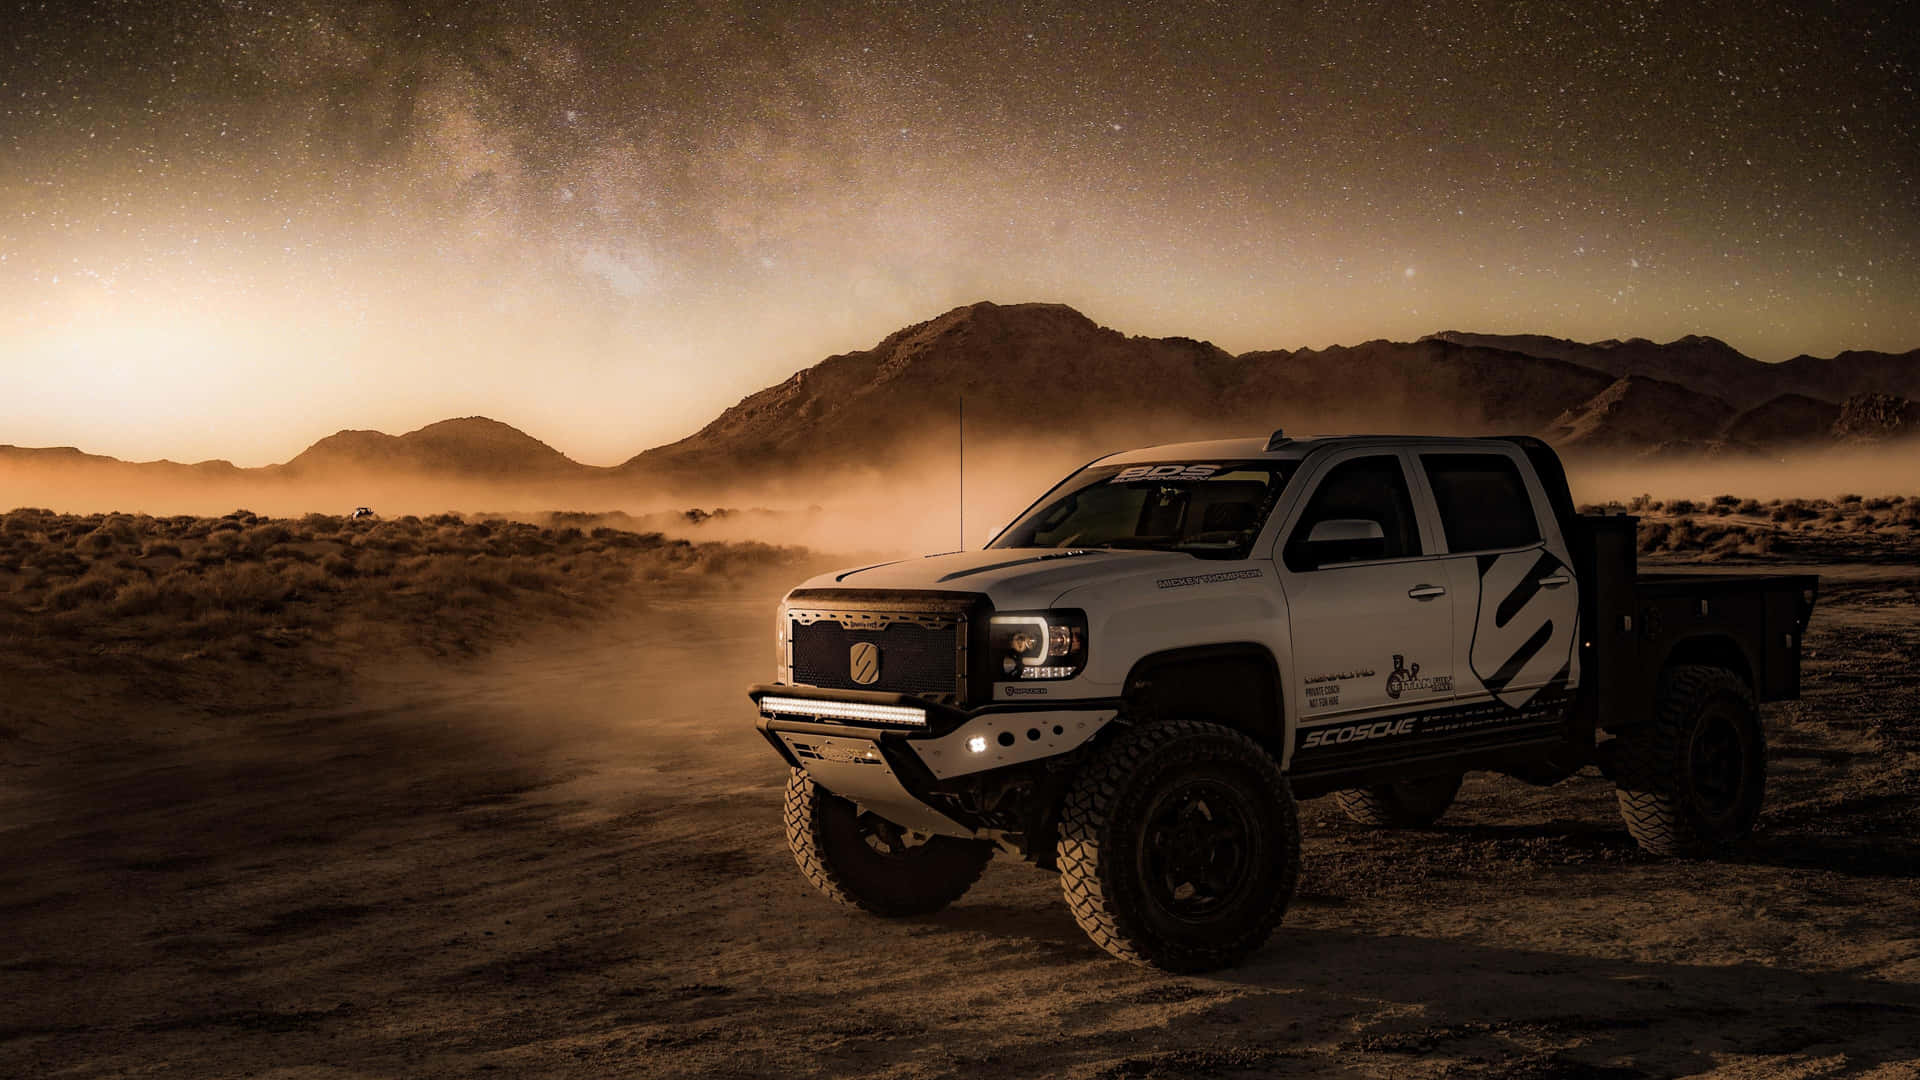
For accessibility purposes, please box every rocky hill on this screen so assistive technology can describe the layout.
[1724,394,1844,446]
[279,417,589,477]
[627,303,1624,475]
[1540,376,1738,454]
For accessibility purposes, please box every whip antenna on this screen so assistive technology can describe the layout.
[958,394,965,550]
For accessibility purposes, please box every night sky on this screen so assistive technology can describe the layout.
[3,0,1915,465]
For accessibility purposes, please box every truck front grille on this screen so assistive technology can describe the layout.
[785,591,977,705]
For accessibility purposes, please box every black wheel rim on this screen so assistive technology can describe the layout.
[1687,705,1751,823]
[1137,777,1260,922]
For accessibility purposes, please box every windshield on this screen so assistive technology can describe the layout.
[991,460,1296,559]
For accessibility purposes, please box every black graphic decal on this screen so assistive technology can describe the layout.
[1384,653,1450,699]
[1469,546,1579,709]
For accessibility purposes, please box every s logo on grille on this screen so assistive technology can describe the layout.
[849,642,881,685]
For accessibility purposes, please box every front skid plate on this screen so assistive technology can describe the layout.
[777,732,971,836]
[914,709,1115,779]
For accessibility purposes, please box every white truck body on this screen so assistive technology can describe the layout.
[752,432,1816,968]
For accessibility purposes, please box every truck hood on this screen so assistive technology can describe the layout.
[795,548,1212,609]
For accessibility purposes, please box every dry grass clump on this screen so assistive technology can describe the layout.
[1581,492,1920,560]
[0,508,810,669]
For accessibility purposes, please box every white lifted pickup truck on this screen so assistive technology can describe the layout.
[750,432,1818,970]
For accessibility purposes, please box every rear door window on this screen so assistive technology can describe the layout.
[1421,453,1541,552]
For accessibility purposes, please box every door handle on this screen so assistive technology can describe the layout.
[1407,584,1447,600]
[1538,574,1571,588]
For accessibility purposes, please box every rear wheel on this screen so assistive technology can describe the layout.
[783,770,993,916]
[1336,772,1463,827]
[1612,665,1765,856]
[1057,719,1300,972]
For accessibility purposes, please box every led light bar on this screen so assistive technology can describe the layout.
[759,695,929,727]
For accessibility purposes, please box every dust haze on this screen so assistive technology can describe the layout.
[9,432,1919,560]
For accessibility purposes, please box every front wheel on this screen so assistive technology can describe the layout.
[1057,719,1300,972]
[1612,664,1765,856]
[783,770,993,916]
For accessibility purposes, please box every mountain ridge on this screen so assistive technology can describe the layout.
[4,302,1917,492]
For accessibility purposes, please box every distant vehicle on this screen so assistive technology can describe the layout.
[350,507,376,520]
[749,432,1820,971]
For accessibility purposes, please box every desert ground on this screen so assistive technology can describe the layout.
[3,506,1919,1078]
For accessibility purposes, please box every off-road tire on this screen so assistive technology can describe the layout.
[1335,772,1464,827]
[1612,664,1765,856]
[783,769,993,917]
[1057,719,1300,972]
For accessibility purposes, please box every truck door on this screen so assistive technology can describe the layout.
[1414,450,1581,711]
[1277,452,1455,722]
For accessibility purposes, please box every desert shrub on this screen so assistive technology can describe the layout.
[184,608,269,642]
[694,541,791,577]
[500,532,552,557]
[302,513,345,532]
[1711,494,1739,508]
[356,551,397,577]
[111,579,181,618]
[241,523,293,556]
[1837,493,1862,506]
[425,512,464,528]
[1707,503,1731,516]
[279,561,332,599]
[1856,513,1879,528]
[22,547,87,576]
[505,561,559,590]
[416,558,515,601]
[209,518,243,534]
[320,552,356,578]
[592,528,663,550]
[3,510,52,535]
[199,563,290,613]
[1771,501,1816,523]
[143,541,184,558]
[48,571,128,611]
[1819,509,1845,524]
[76,528,120,553]
[1667,499,1696,515]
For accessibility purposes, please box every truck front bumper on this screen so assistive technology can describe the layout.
[749,683,1120,837]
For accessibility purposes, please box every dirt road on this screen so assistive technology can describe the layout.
[4,568,1919,1078]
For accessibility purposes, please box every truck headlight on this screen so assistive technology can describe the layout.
[989,611,1087,680]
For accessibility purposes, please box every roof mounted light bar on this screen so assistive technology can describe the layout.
[759,695,929,727]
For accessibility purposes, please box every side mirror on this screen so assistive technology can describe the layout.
[1307,518,1385,544]
[1293,518,1388,570]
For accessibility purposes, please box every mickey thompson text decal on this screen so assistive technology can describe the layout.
[1155,569,1265,590]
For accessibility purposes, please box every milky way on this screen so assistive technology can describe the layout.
[2,0,1915,464]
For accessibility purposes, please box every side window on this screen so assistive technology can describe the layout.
[1422,453,1542,552]
[1283,456,1422,571]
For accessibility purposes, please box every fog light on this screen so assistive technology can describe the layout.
[967,735,988,754]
